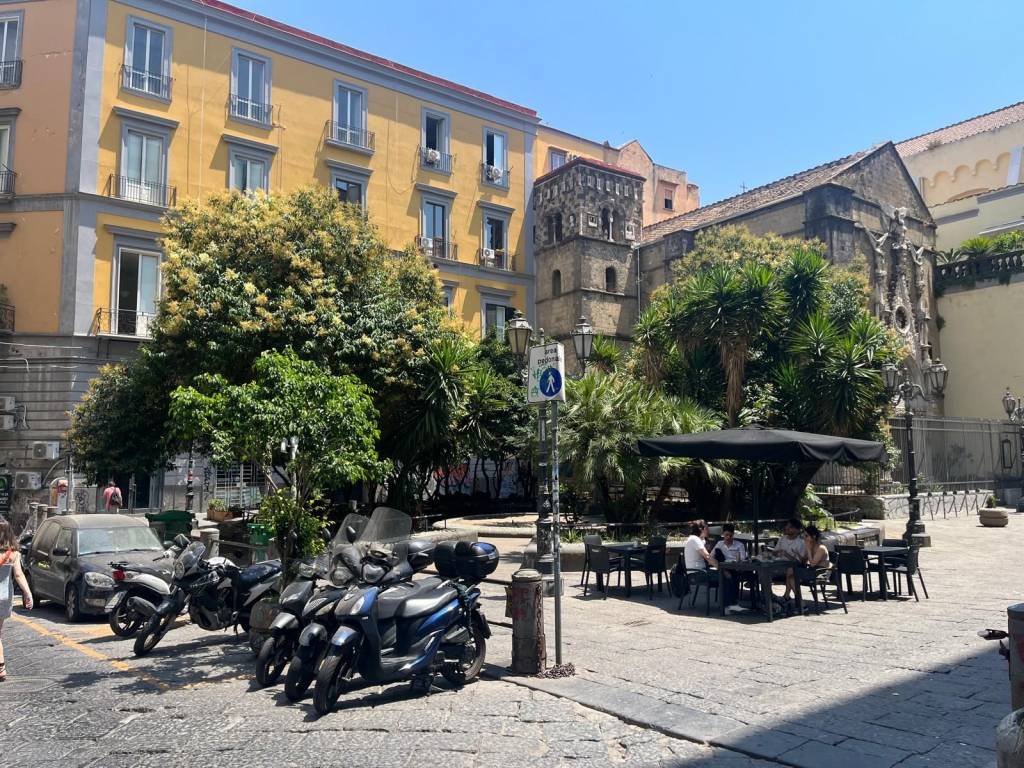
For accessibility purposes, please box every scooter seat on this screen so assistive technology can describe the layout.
[235,559,281,590]
[395,580,458,620]
[375,577,449,621]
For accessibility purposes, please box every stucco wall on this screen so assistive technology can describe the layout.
[930,183,1024,251]
[0,211,65,334]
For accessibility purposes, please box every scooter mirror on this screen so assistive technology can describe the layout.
[345,525,357,543]
[174,533,190,548]
[162,541,174,550]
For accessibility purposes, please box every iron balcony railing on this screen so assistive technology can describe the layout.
[0,303,13,334]
[419,146,453,173]
[418,236,457,261]
[477,248,514,271]
[90,308,155,338]
[108,174,176,208]
[326,121,375,151]
[0,59,21,88]
[120,64,172,100]
[0,166,15,197]
[936,249,1024,288]
[229,94,272,125]
[480,162,510,188]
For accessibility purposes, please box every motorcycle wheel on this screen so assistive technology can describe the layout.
[108,599,144,638]
[441,621,486,687]
[284,654,316,702]
[313,646,354,716]
[133,612,172,657]
[255,636,291,687]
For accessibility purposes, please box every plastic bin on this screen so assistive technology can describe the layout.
[145,509,195,539]
[247,522,272,561]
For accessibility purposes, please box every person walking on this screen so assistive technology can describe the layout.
[0,519,34,681]
[103,479,123,512]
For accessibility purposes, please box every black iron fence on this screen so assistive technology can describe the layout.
[108,174,176,207]
[120,65,172,100]
[90,308,156,338]
[481,162,510,188]
[477,248,514,271]
[418,236,456,260]
[327,121,375,151]
[0,167,14,196]
[230,94,272,125]
[0,59,21,88]
[420,146,453,173]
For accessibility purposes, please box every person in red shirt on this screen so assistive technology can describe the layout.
[103,480,123,511]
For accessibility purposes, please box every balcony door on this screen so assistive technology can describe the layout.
[0,16,18,85]
[115,248,159,336]
[122,129,164,205]
[423,200,447,256]
[128,23,165,95]
[0,123,9,169]
[334,85,364,146]
[234,53,267,123]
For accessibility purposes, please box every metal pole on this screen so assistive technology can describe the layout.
[535,402,553,577]
[550,400,563,666]
[904,407,923,542]
[1018,419,1024,512]
[185,446,195,512]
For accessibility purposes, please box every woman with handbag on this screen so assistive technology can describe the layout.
[0,519,33,681]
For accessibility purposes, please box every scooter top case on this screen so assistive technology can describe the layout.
[434,541,499,582]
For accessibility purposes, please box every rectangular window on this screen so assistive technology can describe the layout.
[125,20,169,98]
[231,154,267,193]
[0,122,10,170]
[442,285,454,315]
[661,184,675,211]
[334,83,367,147]
[549,148,567,171]
[232,52,269,125]
[421,199,450,258]
[334,177,363,206]
[121,129,166,205]
[484,303,514,337]
[0,16,20,87]
[483,129,508,187]
[115,248,160,336]
[484,216,506,252]
[424,114,446,151]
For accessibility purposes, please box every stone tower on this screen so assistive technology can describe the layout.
[533,158,645,367]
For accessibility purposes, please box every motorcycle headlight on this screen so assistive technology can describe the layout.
[84,572,115,588]
[173,560,185,579]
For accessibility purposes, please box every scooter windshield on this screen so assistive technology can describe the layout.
[175,541,206,574]
[355,507,412,546]
[314,513,371,579]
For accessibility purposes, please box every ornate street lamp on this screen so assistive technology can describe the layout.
[569,316,595,375]
[505,310,533,360]
[1002,387,1024,512]
[884,360,949,545]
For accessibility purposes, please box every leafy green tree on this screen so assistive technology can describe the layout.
[956,236,993,259]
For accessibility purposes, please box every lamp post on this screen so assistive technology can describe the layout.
[883,359,949,546]
[1002,387,1024,512]
[569,316,595,377]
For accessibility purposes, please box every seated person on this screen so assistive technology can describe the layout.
[771,518,804,603]
[712,523,750,613]
[683,521,715,574]
[786,524,831,599]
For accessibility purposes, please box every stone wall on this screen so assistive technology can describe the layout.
[820,490,992,520]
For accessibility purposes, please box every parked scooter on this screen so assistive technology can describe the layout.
[105,559,174,637]
[283,508,413,701]
[132,534,282,656]
[312,539,498,715]
[254,513,368,688]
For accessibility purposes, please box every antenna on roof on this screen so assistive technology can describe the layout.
[740,182,748,193]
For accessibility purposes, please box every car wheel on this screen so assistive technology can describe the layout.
[64,583,83,622]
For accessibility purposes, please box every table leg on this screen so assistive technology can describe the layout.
[597,572,605,592]
[880,562,888,601]
[719,568,726,616]
[794,578,804,616]
[625,565,632,598]
[763,569,773,622]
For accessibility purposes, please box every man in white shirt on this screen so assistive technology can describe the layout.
[713,524,749,613]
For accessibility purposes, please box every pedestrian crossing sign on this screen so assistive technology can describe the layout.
[527,343,566,403]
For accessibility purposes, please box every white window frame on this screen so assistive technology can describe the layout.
[230,152,268,193]
[0,12,22,89]
[0,117,14,172]
[111,244,161,337]
[230,48,272,127]
[441,283,456,317]
[549,148,567,171]
[224,135,276,193]
[421,108,451,173]
[118,120,169,207]
[482,126,508,189]
[123,16,172,102]
[331,80,371,152]
[421,195,450,258]
[481,300,516,339]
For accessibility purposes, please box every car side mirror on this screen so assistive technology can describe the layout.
[345,525,357,544]
[52,547,70,557]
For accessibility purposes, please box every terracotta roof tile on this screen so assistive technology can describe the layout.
[643,145,883,241]
[534,155,646,185]
[896,101,1024,158]
[192,0,538,118]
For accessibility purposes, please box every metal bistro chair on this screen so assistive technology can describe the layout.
[797,565,847,615]
[582,543,623,599]
[835,545,872,601]
[628,536,670,600]
[579,534,603,587]
[679,558,720,616]
[888,546,929,601]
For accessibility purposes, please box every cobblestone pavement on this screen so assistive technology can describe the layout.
[483,514,1020,768]
[0,595,771,766]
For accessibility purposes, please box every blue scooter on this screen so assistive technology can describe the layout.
[312,540,498,715]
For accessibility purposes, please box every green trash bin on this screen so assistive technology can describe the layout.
[247,522,272,561]
[145,509,195,540]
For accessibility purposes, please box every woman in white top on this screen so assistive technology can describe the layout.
[683,522,714,572]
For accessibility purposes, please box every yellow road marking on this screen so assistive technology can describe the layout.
[11,614,170,691]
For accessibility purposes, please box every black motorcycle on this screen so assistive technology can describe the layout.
[132,535,282,656]
[312,539,497,715]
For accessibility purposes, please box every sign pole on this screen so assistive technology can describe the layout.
[550,399,563,666]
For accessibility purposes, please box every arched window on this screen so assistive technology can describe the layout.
[552,269,562,297]
[600,208,612,240]
[605,266,616,293]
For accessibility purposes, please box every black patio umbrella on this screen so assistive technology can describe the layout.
[637,425,887,548]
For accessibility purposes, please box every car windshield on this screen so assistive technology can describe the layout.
[77,526,163,555]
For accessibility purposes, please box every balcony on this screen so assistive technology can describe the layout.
[107,174,176,208]
[229,94,273,126]
[120,65,172,100]
[0,166,15,199]
[481,163,509,189]
[90,308,155,339]
[419,146,453,174]
[326,121,375,153]
[418,236,457,261]
[0,59,21,89]
[0,303,13,334]
[478,248,514,271]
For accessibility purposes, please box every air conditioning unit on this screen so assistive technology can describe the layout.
[0,414,14,431]
[486,165,503,182]
[15,471,41,490]
[32,441,60,460]
[0,396,14,412]
[424,148,441,165]
[481,248,496,265]
[417,236,435,254]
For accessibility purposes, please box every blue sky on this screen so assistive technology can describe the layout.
[237,0,1021,205]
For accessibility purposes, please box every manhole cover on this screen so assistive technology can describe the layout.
[0,676,58,695]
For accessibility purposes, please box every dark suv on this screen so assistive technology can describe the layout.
[26,514,170,621]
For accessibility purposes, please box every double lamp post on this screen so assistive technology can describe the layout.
[1002,388,1024,512]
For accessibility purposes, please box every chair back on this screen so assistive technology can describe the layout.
[903,546,920,574]
[583,534,602,548]
[835,547,866,572]
[882,537,906,547]
[589,544,612,573]
[645,536,667,570]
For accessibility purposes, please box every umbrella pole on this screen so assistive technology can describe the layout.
[753,464,760,552]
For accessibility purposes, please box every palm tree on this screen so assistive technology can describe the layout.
[958,236,993,260]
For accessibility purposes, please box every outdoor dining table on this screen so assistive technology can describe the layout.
[734,532,779,555]
[860,545,909,600]
[604,543,647,598]
[717,558,803,622]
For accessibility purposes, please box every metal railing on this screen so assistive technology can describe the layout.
[229,94,272,125]
[108,174,176,207]
[0,302,13,334]
[0,59,21,88]
[936,248,1024,288]
[120,65,172,100]
[326,121,375,151]
[419,146,453,173]
[90,308,156,338]
[0,166,15,196]
[477,248,514,271]
[480,162,509,188]
[418,237,456,260]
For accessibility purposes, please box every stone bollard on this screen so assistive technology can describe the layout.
[996,708,1024,768]
[1010,604,1024,712]
[199,528,220,558]
[506,568,546,675]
